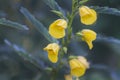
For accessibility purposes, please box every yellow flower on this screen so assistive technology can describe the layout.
[79,6,97,25]
[64,74,72,80]
[44,43,60,63]
[69,56,89,77]
[80,29,97,49]
[49,19,67,39]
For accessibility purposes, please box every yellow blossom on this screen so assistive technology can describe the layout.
[44,43,60,63]
[69,56,89,77]
[64,74,72,80]
[80,29,97,49]
[69,57,88,77]
[49,19,67,39]
[79,6,97,25]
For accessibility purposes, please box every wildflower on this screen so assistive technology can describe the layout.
[79,6,97,25]
[69,56,89,77]
[49,19,67,39]
[77,29,96,49]
[64,74,72,80]
[44,43,60,63]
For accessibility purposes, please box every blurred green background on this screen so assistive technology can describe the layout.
[0,0,120,80]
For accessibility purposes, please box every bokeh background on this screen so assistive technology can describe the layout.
[0,0,120,80]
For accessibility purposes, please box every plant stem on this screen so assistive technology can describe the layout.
[66,0,78,45]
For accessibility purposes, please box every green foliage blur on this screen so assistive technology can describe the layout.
[0,0,120,80]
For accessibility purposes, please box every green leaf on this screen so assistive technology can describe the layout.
[20,7,58,43]
[42,0,66,18]
[63,47,67,54]
[42,0,58,10]
[96,34,120,56]
[51,10,65,19]
[91,6,120,16]
[4,39,42,70]
[0,18,29,30]
[42,0,62,11]
[79,0,88,5]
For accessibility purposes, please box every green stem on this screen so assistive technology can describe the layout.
[57,46,65,70]
[66,0,78,45]
[50,69,57,80]
[67,12,74,43]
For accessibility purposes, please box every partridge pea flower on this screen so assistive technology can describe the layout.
[79,6,97,25]
[79,29,97,49]
[49,19,67,39]
[69,56,89,77]
[44,43,60,63]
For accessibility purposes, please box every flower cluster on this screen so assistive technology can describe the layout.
[44,5,97,79]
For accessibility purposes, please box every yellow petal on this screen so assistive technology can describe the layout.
[79,6,97,25]
[69,59,86,77]
[71,67,86,77]
[44,43,60,54]
[69,59,82,69]
[48,51,58,63]
[49,27,65,39]
[56,19,67,29]
[49,19,67,39]
[82,29,96,41]
[86,41,93,50]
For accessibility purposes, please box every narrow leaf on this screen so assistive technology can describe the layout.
[0,18,29,30]
[97,34,120,44]
[91,6,120,16]
[20,7,58,43]
[51,10,65,19]
[79,0,88,5]
[4,39,47,71]
[42,0,66,18]
[42,0,62,11]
